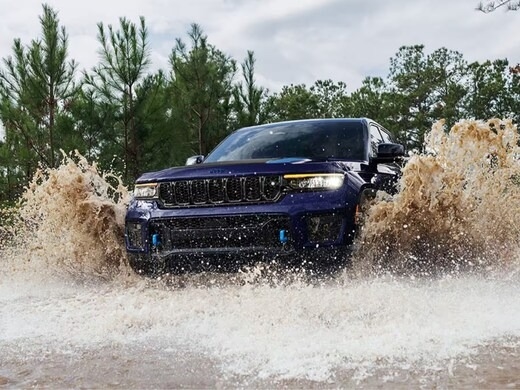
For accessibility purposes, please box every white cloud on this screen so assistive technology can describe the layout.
[1,0,520,92]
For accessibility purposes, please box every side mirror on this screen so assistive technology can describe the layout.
[376,143,405,159]
[185,155,205,166]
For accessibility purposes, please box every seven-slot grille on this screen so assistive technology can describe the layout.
[158,176,283,207]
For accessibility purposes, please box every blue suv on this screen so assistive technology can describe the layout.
[125,118,404,275]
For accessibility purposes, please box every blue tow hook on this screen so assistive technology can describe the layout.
[279,229,288,244]
[152,233,161,248]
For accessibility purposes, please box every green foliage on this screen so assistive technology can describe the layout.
[465,59,510,119]
[28,4,78,167]
[310,80,349,118]
[169,24,237,157]
[134,71,177,170]
[267,84,319,121]
[0,3,77,199]
[83,15,151,182]
[1,4,520,201]
[232,51,268,128]
[267,80,348,121]
[386,45,468,150]
[348,77,390,119]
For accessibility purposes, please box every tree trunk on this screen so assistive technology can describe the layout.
[49,90,55,167]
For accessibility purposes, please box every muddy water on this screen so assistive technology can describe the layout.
[355,119,520,275]
[1,121,520,388]
[1,270,519,388]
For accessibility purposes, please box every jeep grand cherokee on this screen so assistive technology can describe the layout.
[125,118,404,275]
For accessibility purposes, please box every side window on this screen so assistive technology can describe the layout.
[369,124,383,156]
[379,128,393,144]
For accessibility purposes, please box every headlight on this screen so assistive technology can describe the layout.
[133,183,158,199]
[284,173,344,190]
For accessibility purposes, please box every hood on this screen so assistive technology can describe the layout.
[136,158,359,183]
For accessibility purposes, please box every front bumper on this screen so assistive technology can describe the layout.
[125,188,359,271]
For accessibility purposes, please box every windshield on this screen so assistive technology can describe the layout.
[204,121,367,163]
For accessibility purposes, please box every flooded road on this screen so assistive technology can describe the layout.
[1,267,519,388]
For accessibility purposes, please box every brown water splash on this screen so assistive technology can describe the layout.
[1,152,130,279]
[355,119,520,275]
[3,121,520,280]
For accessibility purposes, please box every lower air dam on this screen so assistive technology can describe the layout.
[1,120,520,388]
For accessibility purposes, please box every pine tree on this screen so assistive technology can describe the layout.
[84,16,150,182]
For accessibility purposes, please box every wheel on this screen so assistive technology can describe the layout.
[356,187,377,229]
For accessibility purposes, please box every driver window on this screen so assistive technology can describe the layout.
[379,127,393,144]
[369,124,383,156]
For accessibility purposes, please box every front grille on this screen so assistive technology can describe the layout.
[209,179,225,203]
[175,181,190,205]
[158,176,283,207]
[149,215,291,250]
[192,180,207,204]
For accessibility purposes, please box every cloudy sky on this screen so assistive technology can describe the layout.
[1,0,520,93]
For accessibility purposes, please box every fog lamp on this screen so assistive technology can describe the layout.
[126,222,143,249]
